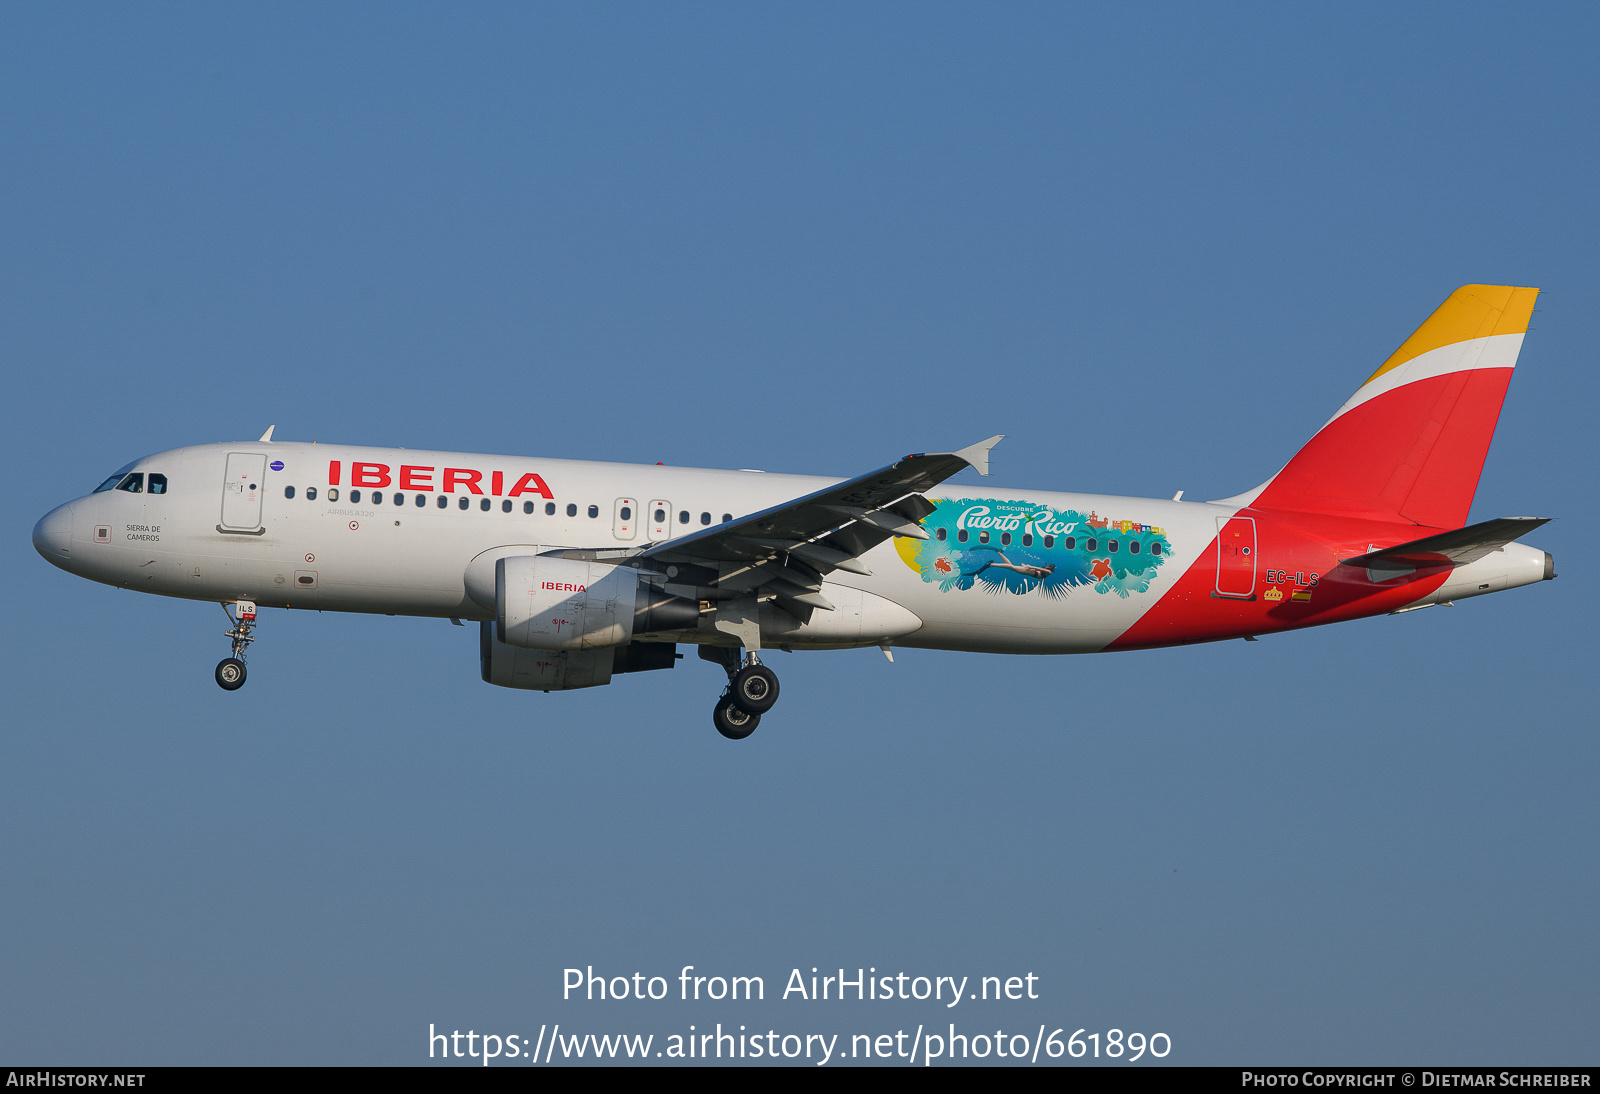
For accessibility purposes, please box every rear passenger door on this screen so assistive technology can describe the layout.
[1213,515,1257,599]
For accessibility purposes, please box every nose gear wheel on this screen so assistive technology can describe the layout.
[216,602,258,690]
[215,658,247,690]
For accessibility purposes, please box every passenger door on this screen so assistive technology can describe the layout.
[1214,515,1257,599]
[220,452,268,531]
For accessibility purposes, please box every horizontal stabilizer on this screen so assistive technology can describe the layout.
[1340,516,1550,569]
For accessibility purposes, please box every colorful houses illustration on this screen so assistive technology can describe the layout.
[1084,512,1164,537]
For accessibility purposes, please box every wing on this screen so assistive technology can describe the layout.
[635,436,1002,617]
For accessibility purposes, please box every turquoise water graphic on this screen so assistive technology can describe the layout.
[899,498,1171,599]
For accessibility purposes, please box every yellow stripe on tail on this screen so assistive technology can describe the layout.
[1364,284,1537,386]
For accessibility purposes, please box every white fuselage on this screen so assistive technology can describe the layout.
[39,441,1246,655]
[36,439,1557,666]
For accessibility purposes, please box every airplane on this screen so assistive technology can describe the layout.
[32,285,1554,739]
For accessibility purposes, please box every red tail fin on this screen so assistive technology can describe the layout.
[1233,285,1537,529]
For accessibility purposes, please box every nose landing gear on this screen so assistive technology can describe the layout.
[702,646,781,739]
[216,601,256,691]
[216,657,246,690]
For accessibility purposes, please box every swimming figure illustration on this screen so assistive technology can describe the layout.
[962,549,1056,580]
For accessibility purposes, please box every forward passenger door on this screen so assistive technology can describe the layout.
[219,452,268,532]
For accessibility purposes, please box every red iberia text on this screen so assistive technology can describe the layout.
[328,461,553,498]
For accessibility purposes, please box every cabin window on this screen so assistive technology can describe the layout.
[936,528,947,541]
[372,491,382,505]
[653,508,665,523]
[116,473,144,493]
[1022,533,1032,547]
[1086,538,1098,552]
[460,497,470,510]
[415,494,426,507]
[350,490,361,502]
[1108,540,1118,553]
[437,495,448,508]
[481,498,491,512]
[147,474,168,495]
[958,529,969,543]
[392,492,404,505]
[327,488,339,502]
[567,504,578,517]
[284,486,296,499]
[305,486,317,501]
[679,510,689,524]
[546,502,556,515]
[620,506,632,521]
[979,530,990,544]
[1129,541,1140,554]
[722,513,732,523]
[1000,532,1011,546]
[588,505,599,518]
[1044,535,1054,548]
[1064,536,1075,550]
[502,500,513,513]
[1151,542,1162,556]
[701,512,711,525]
[524,501,535,514]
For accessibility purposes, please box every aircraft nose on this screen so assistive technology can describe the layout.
[33,503,75,568]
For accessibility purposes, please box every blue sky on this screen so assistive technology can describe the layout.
[2,2,1595,1065]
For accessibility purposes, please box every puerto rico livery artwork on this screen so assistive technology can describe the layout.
[33,285,1555,739]
[897,500,1171,599]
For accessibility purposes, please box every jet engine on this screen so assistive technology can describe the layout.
[480,625,680,692]
[477,555,697,691]
[493,555,700,651]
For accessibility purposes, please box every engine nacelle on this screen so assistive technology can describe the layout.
[480,624,679,691]
[493,555,700,651]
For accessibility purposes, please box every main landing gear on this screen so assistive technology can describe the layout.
[712,696,759,740]
[216,601,256,691]
[702,647,781,740]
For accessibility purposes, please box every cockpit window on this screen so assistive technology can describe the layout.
[115,473,144,493]
[147,473,167,495]
[93,461,139,492]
